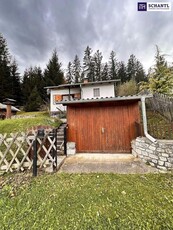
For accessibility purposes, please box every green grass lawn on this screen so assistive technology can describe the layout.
[0,173,173,229]
[0,112,61,134]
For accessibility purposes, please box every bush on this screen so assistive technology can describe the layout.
[117,79,138,96]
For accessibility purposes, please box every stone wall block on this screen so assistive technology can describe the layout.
[132,149,138,158]
[165,162,173,168]
[159,157,167,162]
[149,162,156,167]
[141,151,149,157]
[158,161,164,166]
[149,145,156,151]
[146,149,154,154]
[148,154,158,160]
[157,148,166,153]
[168,158,173,163]
[166,149,173,154]
[136,137,145,143]
[157,166,167,171]
[151,159,158,164]
[161,153,169,158]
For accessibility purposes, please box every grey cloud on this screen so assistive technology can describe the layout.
[0,0,173,74]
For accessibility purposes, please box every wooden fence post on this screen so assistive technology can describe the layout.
[33,139,37,177]
[33,129,45,177]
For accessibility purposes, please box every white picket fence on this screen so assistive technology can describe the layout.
[0,129,57,173]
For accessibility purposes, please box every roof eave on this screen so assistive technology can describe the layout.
[55,95,153,105]
[44,79,121,90]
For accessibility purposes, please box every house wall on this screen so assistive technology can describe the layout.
[82,84,115,99]
[67,101,140,153]
[50,88,80,112]
[49,83,115,112]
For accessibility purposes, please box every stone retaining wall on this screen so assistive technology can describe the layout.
[131,137,173,171]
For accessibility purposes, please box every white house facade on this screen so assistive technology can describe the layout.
[45,79,120,114]
[81,84,115,99]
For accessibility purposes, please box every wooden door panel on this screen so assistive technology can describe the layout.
[67,102,140,153]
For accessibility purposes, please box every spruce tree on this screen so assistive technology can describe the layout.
[83,46,94,81]
[135,60,146,83]
[117,61,127,83]
[22,66,45,111]
[72,55,81,83]
[10,59,22,104]
[108,51,118,80]
[25,86,42,111]
[102,63,109,81]
[44,49,64,86]
[127,54,146,83]
[0,33,11,101]
[126,54,136,81]
[93,50,102,81]
[66,62,73,83]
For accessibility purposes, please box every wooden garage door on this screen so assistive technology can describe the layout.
[67,101,140,153]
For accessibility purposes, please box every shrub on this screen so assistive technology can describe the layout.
[117,79,138,96]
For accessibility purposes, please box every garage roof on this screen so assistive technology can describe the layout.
[56,95,152,105]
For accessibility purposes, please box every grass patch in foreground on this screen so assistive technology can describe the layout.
[0,112,61,134]
[0,173,173,229]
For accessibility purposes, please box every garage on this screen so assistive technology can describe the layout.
[64,96,142,153]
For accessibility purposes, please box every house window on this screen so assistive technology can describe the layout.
[93,88,100,97]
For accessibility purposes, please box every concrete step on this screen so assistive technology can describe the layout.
[57,136,64,139]
[57,140,63,144]
[57,132,64,135]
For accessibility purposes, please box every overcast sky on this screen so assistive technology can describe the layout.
[0,0,173,75]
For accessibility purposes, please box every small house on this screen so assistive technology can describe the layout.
[46,80,151,153]
[45,79,120,114]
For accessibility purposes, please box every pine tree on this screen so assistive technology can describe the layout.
[135,60,146,83]
[117,61,127,83]
[102,63,109,81]
[66,62,73,83]
[89,57,95,82]
[126,54,136,81]
[44,49,64,86]
[108,51,118,80]
[22,66,45,111]
[83,46,94,81]
[35,66,46,100]
[72,55,81,83]
[10,59,22,104]
[93,50,102,81]
[25,86,42,111]
[127,54,146,83]
[0,33,11,101]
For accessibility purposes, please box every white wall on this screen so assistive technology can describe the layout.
[82,84,115,99]
[50,88,80,112]
[49,84,115,112]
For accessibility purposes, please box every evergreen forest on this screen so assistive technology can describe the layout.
[0,33,173,111]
